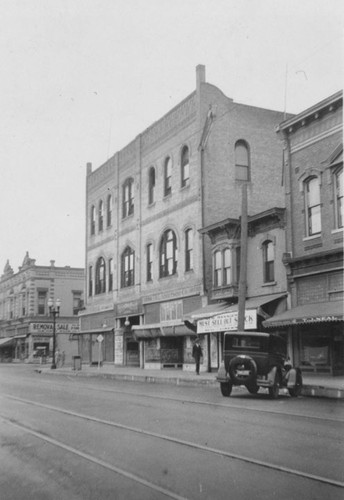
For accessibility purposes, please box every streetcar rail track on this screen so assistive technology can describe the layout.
[1,393,343,489]
[3,376,343,423]
[0,415,187,500]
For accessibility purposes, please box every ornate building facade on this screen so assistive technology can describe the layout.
[79,65,289,371]
[0,252,84,365]
[264,91,343,375]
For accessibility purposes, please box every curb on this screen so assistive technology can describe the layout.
[40,368,344,399]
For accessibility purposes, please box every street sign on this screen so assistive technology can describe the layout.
[97,334,104,343]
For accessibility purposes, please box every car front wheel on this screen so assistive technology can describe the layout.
[220,381,233,397]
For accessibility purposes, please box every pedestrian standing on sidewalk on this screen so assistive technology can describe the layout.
[192,339,203,375]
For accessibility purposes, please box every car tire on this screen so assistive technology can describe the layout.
[229,356,257,385]
[220,382,233,397]
[246,382,260,394]
[269,371,280,399]
[288,369,303,397]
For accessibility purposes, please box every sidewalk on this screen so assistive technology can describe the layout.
[39,362,344,400]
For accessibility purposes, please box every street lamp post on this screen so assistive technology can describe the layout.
[48,298,61,369]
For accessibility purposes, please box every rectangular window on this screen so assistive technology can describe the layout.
[164,158,172,196]
[147,244,153,282]
[223,249,231,285]
[108,259,113,291]
[73,293,83,315]
[334,168,343,229]
[37,291,47,315]
[89,266,93,297]
[185,229,193,271]
[214,251,222,287]
[305,178,321,236]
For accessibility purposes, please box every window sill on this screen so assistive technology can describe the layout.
[148,202,156,208]
[303,234,321,241]
[180,183,190,191]
[331,228,343,234]
[262,281,277,287]
[163,193,172,200]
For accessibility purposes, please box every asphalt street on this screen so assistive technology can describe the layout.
[0,365,343,500]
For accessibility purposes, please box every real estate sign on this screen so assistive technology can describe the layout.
[197,309,257,334]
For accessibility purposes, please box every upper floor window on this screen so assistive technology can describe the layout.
[73,292,83,315]
[123,178,134,218]
[185,229,193,271]
[121,247,135,288]
[90,205,96,235]
[147,243,153,282]
[235,140,250,181]
[107,194,113,227]
[160,229,177,277]
[334,167,343,229]
[148,167,155,205]
[164,157,172,197]
[95,257,106,294]
[181,146,190,188]
[305,176,321,236]
[88,266,93,296]
[214,248,232,287]
[262,241,274,283]
[98,200,104,232]
[37,290,47,315]
[108,258,113,291]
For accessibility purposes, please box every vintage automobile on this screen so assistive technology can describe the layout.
[216,331,303,399]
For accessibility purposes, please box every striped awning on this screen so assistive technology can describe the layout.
[263,301,343,328]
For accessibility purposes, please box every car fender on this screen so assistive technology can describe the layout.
[286,367,301,388]
[267,366,278,385]
[216,362,229,382]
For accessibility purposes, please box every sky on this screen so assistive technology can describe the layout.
[0,0,343,272]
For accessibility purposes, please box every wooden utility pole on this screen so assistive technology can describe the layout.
[237,182,248,331]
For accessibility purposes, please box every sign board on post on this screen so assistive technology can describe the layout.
[97,334,104,369]
[197,310,257,334]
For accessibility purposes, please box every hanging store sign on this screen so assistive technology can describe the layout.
[197,310,257,334]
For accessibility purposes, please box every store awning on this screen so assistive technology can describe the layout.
[0,337,15,347]
[263,301,344,328]
[76,327,114,335]
[132,322,195,339]
[184,293,287,323]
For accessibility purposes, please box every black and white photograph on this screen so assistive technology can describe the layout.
[0,1,343,498]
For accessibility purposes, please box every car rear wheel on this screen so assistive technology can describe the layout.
[220,381,233,397]
[288,369,303,397]
[269,372,280,399]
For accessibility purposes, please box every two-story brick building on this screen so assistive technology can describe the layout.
[0,252,84,365]
[79,65,289,371]
[263,91,343,375]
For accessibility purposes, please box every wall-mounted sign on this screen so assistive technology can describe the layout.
[197,310,257,334]
[29,323,80,335]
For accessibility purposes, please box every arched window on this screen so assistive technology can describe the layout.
[185,228,193,271]
[164,157,172,197]
[146,243,153,282]
[334,167,343,229]
[121,247,135,288]
[95,257,106,294]
[123,178,134,218]
[108,258,113,291]
[90,206,96,235]
[88,266,93,296]
[98,200,104,232]
[148,167,155,205]
[262,241,274,283]
[181,146,190,188]
[160,230,177,277]
[305,176,321,236]
[235,140,250,181]
[107,194,113,227]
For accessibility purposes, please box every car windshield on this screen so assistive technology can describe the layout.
[225,335,267,351]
